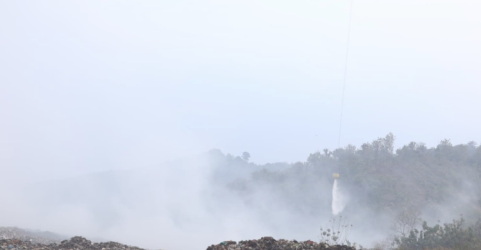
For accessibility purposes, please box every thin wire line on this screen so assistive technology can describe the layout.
[338,0,353,148]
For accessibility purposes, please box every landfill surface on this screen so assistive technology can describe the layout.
[0,227,65,245]
[1,227,356,250]
[0,236,145,250]
[206,237,356,250]
[0,228,145,250]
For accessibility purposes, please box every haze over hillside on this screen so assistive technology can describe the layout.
[1,134,481,249]
[1,1,481,250]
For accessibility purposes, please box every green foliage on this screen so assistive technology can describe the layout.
[299,134,480,215]
[219,133,481,235]
[394,217,481,250]
[242,152,251,162]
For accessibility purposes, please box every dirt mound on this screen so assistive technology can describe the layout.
[206,236,356,250]
[0,236,145,250]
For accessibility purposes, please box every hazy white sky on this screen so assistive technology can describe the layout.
[1,0,481,181]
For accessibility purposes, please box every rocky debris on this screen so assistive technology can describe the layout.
[0,227,64,245]
[56,236,145,250]
[206,237,356,250]
[0,236,145,250]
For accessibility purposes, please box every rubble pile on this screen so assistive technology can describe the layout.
[56,236,145,250]
[1,228,357,250]
[206,237,356,250]
[0,227,63,245]
[0,236,145,250]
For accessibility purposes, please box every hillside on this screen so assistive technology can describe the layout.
[226,133,481,221]
[4,134,481,249]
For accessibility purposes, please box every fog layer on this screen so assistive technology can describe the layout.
[1,1,481,249]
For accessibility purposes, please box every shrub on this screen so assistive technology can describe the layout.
[394,217,481,250]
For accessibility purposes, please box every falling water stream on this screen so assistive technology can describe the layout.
[332,179,345,215]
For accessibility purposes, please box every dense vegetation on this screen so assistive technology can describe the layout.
[24,133,481,250]
[216,133,481,215]
[312,133,481,214]
[394,217,481,250]
[210,133,481,250]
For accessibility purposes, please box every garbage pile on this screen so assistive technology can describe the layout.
[206,237,356,250]
[0,236,145,250]
[0,227,64,245]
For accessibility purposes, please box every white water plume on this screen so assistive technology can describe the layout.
[332,179,346,215]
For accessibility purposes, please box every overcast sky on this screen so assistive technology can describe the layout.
[1,0,481,182]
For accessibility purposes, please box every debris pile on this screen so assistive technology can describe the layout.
[0,227,64,245]
[206,237,356,250]
[0,236,145,250]
[56,236,145,250]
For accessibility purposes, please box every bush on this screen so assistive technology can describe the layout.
[394,217,481,250]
